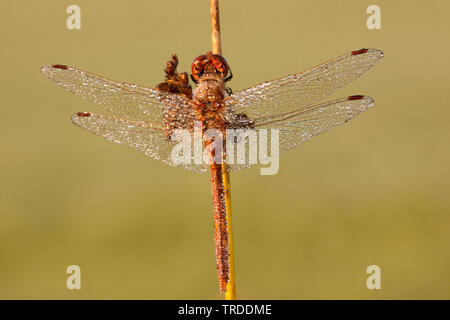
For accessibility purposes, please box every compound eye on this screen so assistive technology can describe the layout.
[212,55,229,78]
[192,61,204,75]
[191,61,203,82]
[191,55,207,82]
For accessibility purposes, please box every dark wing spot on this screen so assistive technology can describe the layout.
[351,48,369,55]
[51,64,69,70]
[76,112,92,117]
[348,95,364,100]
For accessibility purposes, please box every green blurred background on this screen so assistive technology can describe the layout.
[1,0,449,299]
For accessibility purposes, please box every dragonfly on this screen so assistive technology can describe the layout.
[41,48,383,292]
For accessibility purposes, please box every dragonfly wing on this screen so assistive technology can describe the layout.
[223,48,383,119]
[71,112,207,173]
[41,64,193,123]
[256,95,374,153]
[228,95,374,171]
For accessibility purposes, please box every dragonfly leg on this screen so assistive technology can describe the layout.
[156,54,193,99]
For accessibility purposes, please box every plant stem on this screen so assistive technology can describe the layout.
[210,0,222,55]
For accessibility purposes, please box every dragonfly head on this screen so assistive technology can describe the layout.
[190,52,232,84]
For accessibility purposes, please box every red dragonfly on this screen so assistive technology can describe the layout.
[41,48,383,292]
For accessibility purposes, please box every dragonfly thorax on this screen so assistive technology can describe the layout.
[193,74,228,106]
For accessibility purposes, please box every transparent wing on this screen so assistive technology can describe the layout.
[41,64,193,123]
[228,95,374,171]
[71,112,207,173]
[223,49,383,119]
[254,95,374,152]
